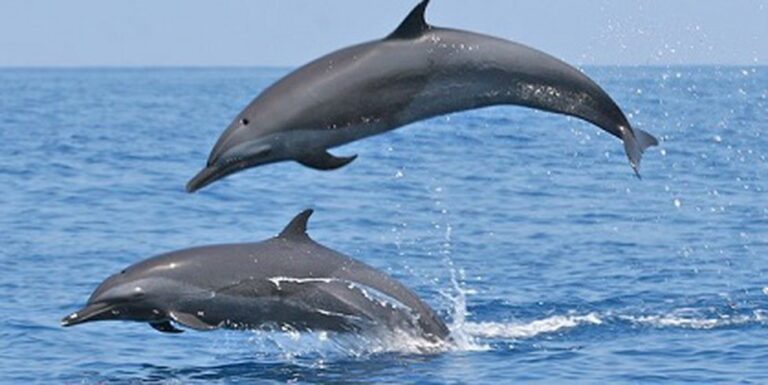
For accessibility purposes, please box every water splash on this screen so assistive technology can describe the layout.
[442,266,490,352]
[230,299,768,360]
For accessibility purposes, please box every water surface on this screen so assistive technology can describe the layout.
[1,67,767,384]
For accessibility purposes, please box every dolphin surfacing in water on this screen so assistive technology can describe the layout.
[61,210,449,342]
[187,0,658,192]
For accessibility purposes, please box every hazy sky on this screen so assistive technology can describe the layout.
[0,0,765,67]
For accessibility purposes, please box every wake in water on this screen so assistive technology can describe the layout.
[229,271,768,361]
[225,214,768,359]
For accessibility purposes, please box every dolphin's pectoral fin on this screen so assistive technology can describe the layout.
[150,321,184,334]
[297,151,357,171]
[169,312,217,331]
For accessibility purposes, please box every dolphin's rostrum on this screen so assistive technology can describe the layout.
[61,210,450,342]
[187,0,659,192]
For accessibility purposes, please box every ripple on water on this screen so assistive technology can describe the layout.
[1,67,767,384]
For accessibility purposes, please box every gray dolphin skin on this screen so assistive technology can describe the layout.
[61,210,450,342]
[187,0,658,192]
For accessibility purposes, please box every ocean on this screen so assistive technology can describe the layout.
[1,66,766,384]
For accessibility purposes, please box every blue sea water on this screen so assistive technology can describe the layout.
[1,66,767,384]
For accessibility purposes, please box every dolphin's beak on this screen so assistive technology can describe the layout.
[186,165,222,193]
[186,145,273,193]
[61,303,113,327]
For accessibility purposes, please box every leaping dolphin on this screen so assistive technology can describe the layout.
[187,0,658,192]
[61,210,450,342]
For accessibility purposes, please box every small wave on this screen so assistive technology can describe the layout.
[227,307,767,360]
[461,313,603,339]
[229,269,768,358]
[620,309,768,330]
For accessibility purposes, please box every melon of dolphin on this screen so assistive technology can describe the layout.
[61,210,450,342]
[187,0,658,192]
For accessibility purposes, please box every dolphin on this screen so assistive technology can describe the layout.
[61,210,450,342]
[187,0,658,192]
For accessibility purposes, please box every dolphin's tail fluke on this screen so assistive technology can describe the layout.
[621,126,659,178]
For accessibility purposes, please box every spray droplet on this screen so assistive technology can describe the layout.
[674,199,682,209]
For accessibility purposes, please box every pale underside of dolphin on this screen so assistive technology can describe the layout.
[187,0,659,192]
[61,210,450,342]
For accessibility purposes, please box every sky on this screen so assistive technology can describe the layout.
[0,0,765,67]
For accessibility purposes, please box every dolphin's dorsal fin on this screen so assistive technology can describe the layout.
[387,0,431,40]
[278,209,314,240]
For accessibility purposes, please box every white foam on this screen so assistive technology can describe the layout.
[461,313,603,339]
[621,312,765,330]
[352,328,453,355]
[624,314,722,329]
[232,304,768,359]
[235,269,768,357]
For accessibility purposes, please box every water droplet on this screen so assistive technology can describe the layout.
[763,287,768,296]
[713,135,722,143]
[674,199,682,209]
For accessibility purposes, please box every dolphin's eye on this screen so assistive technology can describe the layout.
[240,118,249,126]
